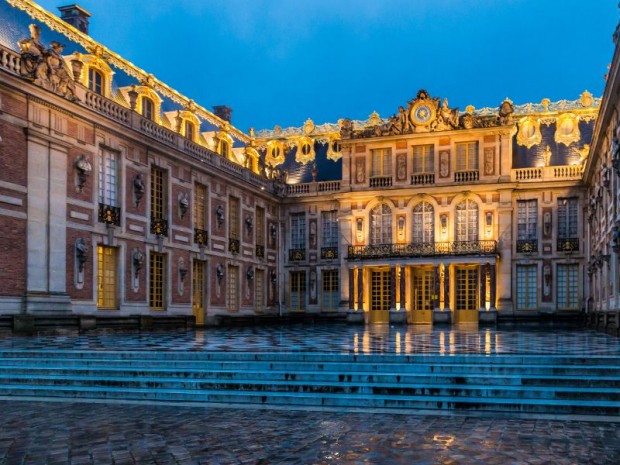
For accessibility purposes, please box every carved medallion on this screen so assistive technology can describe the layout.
[516,116,542,148]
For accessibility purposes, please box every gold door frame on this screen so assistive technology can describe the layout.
[192,260,206,325]
[369,267,390,324]
[454,265,479,324]
[410,265,433,324]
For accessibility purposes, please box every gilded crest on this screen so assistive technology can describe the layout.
[516,116,542,148]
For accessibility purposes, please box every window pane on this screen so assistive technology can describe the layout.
[291,213,306,249]
[321,211,338,248]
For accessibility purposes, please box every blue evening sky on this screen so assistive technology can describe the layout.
[35,0,618,134]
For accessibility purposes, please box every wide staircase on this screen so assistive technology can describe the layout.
[0,349,619,417]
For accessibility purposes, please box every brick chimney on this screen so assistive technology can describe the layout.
[58,4,91,35]
[213,105,233,123]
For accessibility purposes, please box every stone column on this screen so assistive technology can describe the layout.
[357,267,364,311]
[444,264,450,311]
[479,264,487,311]
[399,265,406,311]
[489,263,497,311]
[390,265,396,311]
[348,267,355,310]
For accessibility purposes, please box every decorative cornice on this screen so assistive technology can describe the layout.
[6,0,250,143]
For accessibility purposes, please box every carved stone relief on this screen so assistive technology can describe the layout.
[483,147,495,176]
[439,151,450,178]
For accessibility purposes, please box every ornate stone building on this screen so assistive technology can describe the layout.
[0,0,612,329]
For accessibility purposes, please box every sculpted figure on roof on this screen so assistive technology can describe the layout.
[18,24,47,81]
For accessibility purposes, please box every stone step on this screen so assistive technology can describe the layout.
[0,384,618,416]
[1,374,619,401]
[1,358,618,377]
[2,366,620,388]
[1,350,618,366]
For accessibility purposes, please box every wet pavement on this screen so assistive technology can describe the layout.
[0,325,619,356]
[0,399,619,464]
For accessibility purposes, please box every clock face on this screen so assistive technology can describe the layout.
[411,102,435,126]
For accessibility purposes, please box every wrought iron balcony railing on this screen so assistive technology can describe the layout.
[150,217,169,237]
[347,240,497,260]
[98,203,121,226]
[321,247,338,259]
[557,237,579,253]
[229,238,240,254]
[516,239,538,254]
[194,228,208,246]
[289,248,306,261]
[256,244,265,258]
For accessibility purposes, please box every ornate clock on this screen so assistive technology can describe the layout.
[410,101,436,127]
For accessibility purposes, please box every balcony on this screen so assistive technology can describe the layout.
[150,218,169,237]
[511,165,583,182]
[321,247,338,259]
[454,170,479,183]
[256,244,265,258]
[98,203,121,226]
[557,237,579,253]
[516,239,538,254]
[289,248,306,261]
[228,238,240,254]
[411,173,434,185]
[347,241,497,260]
[194,228,208,246]
[369,176,392,188]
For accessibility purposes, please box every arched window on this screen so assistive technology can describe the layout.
[370,204,392,245]
[142,97,154,121]
[88,68,104,95]
[413,202,434,243]
[220,139,230,158]
[455,199,479,242]
[184,120,195,141]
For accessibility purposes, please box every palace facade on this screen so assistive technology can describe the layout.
[0,0,616,330]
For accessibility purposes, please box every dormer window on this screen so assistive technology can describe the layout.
[142,97,154,121]
[88,68,104,95]
[184,120,195,141]
[220,139,230,158]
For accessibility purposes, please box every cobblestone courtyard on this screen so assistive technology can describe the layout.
[0,399,619,465]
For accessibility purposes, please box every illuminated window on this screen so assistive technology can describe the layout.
[557,263,579,310]
[516,265,537,310]
[88,68,104,95]
[98,149,117,206]
[322,269,339,311]
[370,204,392,245]
[256,206,265,248]
[517,200,537,240]
[149,252,165,310]
[229,196,240,240]
[97,246,117,309]
[412,144,434,173]
[194,183,207,230]
[227,265,239,312]
[321,211,338,248]
[150,166,166,220]
[291,213,306,249]
[255,269,264,312]
[192,260,205,316]
[558,197,578,239]
[413,202,434,243]
[290,271,306,311]
[371,148,392,177]
[455,200,478,241]
[184,120,195,141]
[142,97,155,120]
[456,142,478,171]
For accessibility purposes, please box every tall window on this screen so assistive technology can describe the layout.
[227,265,239,312]
[321,211,338,248]
[290,271,306,311]
[291,213,306,249]
[370,204,392,244]
[412,144,434,173]
[558,198,578,239]
[557,264,579,309]
[456,142,478,171]
[220,139,230,158]
[98,149,117,206]
[142,97,154,121]
[194,183,207,230]
[229,196,240,240]
[517,200,538,240]
[184,120,195,141]
[413,202,434,243]
[455,200,479,241]
[255,269,265,312]
[516,265,537,310]
[88,68,104,95]
[322,270,339,311]
[256,207,265,248]
[97,246,117,309]
[150,167,166,220]
[371,148,392,177]
[149,252,165,310]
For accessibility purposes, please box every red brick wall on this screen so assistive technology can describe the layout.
[66,146,94,202]
[125,240,147,303]
[0,217,26,296]
[66,229,93,301]
[0,121,27,186]
[171,250,191,305]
